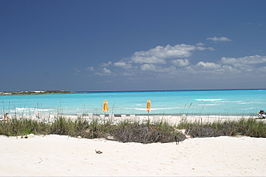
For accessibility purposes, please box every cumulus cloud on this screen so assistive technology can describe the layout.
[140,64,177,73]
[132,56,165,64]
[207,36,231,42]
[140,64,157,71]
[113,61,132,69]
[219,55,266,72]
[131,44,212,64]
[103,67,112,74]
[95,67,112,76]
[221,55,266,65]
[92,41,266,78]
[193,55,266,73]
[93,43,213,76]
[197,61,220,69]
[172,59,190,67]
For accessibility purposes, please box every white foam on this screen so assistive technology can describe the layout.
[237,101,251,105]
[10,108,53,113]
[198,104,218,106]
[241,107,255,110]
[196,99,223,102]
[220,100,252,104]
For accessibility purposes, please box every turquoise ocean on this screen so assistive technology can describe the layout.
[0,89,265,116]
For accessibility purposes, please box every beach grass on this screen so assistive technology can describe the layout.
[0,119,49,136]
[0,117,265,143]
[177,118,266,138]
[111,120,186,143]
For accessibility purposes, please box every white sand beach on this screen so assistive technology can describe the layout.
[7,113,262,125]
[0,135,265,176]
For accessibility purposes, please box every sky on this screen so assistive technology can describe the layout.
[0,0,266,91]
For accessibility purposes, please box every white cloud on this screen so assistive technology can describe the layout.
[172,59,190,67]
[103,67,112,74]
[207,36,231,42]
[197,61,220,69]
[113,61,132,69]
[140,64,157,71]
[94,54,266,78]
[93,44,266,78]
[193,55,266,73]
[94,43,213,76]
[95,67,112,76]
[140,64,178,74]
[221,55,266,65]
[219,55,266,72]
[131,44,212,64]
[132,56,165,64]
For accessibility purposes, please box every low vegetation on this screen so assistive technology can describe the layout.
[177,118,266,138]
[111,120,186,143]
[0,118,185,143]
[0,118,265,143]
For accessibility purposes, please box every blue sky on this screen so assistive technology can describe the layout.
[1,0,266,91]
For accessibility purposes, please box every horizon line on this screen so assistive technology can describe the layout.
[2,88,266,93]
[75,88,266,93]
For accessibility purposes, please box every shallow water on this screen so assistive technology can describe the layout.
[0,89,265,115]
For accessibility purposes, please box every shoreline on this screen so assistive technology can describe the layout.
[4,113,263,124]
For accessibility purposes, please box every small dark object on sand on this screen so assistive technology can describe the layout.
[95,150,103,154]
[175,136,179,145]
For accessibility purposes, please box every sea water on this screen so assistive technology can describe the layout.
[0,89,265,116]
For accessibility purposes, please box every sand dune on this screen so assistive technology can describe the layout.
[0,135,265,176]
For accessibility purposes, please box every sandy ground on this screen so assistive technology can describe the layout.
[0,135,265,176]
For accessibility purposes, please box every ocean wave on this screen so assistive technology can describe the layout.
[10,108,53,113]
[197,100,254,105]
[236,101,252,105]
[241,107,255,110]
[195,99,223,102]
[198,104,218,106]
[220,100,253,104]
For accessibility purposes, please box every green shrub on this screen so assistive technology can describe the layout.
[49,117,75,135]
[0,119,49,136]
[112,122,186,143]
